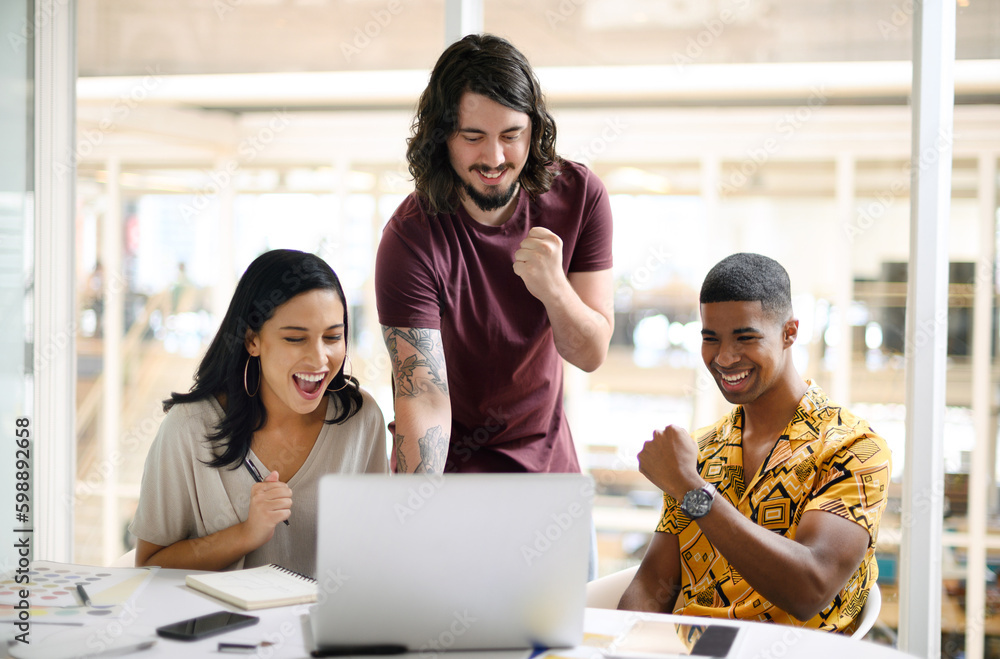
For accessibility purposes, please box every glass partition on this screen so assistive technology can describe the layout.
[70,2,1000,654]
[0,0,33,572]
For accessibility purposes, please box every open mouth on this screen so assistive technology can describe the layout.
[473,165,510,185]
[719,369,751,390]
[293,372,327,398]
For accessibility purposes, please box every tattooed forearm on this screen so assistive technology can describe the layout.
[382,327,451,474]
[381,326,449,398]
[394,433,408,473]
[413,425,448,474]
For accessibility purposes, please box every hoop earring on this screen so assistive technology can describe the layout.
[329,355,353,393]
[244,355,260,397]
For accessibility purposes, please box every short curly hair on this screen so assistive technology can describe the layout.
[406,34,560,214]
[700,253,793,321]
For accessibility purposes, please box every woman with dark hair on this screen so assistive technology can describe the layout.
[130,249,388,576]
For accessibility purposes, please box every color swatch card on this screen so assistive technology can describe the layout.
[0,561,158,621]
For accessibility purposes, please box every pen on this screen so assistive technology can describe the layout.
[76,583,93,607]
[219,642,258,654]
[218,641,276,653]
[244,457,290,526]
[0,620,85,626]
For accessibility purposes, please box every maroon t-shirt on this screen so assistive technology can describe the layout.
[375,160,613,473]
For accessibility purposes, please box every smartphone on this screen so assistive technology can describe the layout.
[604,620,741,659]
[156,611,259,641]
[688,626,740,658]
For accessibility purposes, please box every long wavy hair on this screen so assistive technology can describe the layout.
[406,33,561,214]
[165,249,363,469]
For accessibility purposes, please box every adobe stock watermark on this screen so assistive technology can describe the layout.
[629,245,672,290]
[340,0,405,63]
[84,601,145,656]
[418,610,477,659]
[382,166,414,193]
[190,505,262,562]
[313,567,351,605]
[252,621,299,659]
[567,117,627,167]
[214,0,243,20]
[876,1,915,39]
[897,479,946,531]
[944,606,987,658]
[387,412,507,497]
[591,449,638,491]
[843,126,953,243]
[843,181,907,244]
[217,262,322,352]
[672,0,754,72]
[449,407,506,468]
[361,349,393,384]
[55,66,164,181]
[903,309,948,358]
[7,0,70,54]
[545,0,586,29]
[720,85,828,196]
[66,406,165,513]
[179,110,291,219]
[749,626,805,659]
[520,481,594,566]
[683,368,718,400]
[394,472,446,523]
[580,574,684,658]
[36,268,129,376]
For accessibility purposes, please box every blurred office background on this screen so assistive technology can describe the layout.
[6,0,1000,655]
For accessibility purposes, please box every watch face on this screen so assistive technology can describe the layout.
[681,489,713,518]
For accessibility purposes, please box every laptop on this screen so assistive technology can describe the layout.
[310,473,593,654]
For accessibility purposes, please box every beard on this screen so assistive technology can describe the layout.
[462,176,519,212]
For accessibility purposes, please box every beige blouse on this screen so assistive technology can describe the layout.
[130,390,389,577]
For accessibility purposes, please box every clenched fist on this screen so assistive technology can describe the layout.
[513,227,566,302]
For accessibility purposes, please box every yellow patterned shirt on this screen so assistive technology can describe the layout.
[656,382,891,633]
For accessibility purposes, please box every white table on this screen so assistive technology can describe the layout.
[4,568,917,659]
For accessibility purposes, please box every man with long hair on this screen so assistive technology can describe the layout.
[375,34,614,476]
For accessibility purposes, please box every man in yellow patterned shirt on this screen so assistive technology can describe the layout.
[619,253,891,633]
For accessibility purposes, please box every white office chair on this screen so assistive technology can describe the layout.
[850,582,882,639]
[586,564,640,609]
[588,564,880,640]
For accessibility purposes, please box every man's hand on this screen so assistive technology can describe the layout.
[637,425,702,499]
[512,228,613,373]
[512,227,566,303]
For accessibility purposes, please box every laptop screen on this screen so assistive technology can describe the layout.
[311,473,594,653]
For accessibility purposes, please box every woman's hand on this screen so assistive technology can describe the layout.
[243,470,292,546]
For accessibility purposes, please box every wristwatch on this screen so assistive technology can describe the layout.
[680,482,717,519]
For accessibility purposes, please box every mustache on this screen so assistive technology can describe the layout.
[469,163,514,174]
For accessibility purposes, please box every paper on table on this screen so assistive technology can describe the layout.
[7,630,156,659]
[618,620,690,654]
[0,561,158,621]
[186,564,317,610]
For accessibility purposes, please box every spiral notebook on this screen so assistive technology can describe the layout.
[185,564,317,610]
